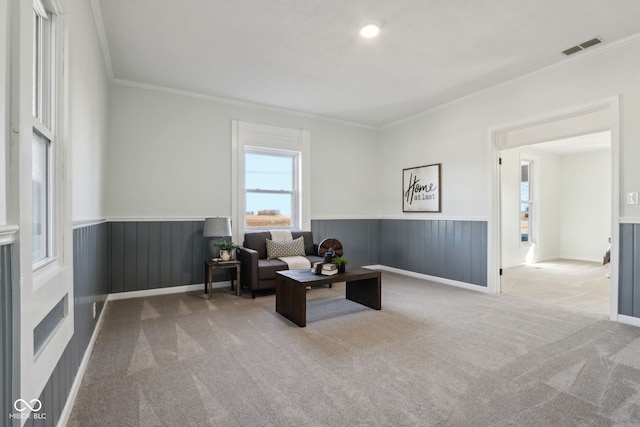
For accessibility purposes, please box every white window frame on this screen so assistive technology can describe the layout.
[0,0,8,225]
[31,1,56,269]
[519,159,533,246]
[232,121,310,240]
[13,0,73,407]
[31,129,53,268]
[244,146,301,230]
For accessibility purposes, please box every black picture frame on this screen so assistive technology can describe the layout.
[402,163,441,212]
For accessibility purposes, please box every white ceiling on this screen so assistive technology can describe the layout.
[93,0,640,127]
[532,131,611,155]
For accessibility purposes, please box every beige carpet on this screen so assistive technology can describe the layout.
[502,259,610,316]
[68,271,640,426]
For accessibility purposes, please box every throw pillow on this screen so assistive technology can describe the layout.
[266,236,306,259]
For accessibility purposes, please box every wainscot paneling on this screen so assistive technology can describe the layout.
[312,218,487,287]
[109,221,210,293]
[379,219,488,287]
[19,223,110,426]
[73,223,110,364]
[1,244,13,426]
[311,219,380,267]
[619,223,640,318]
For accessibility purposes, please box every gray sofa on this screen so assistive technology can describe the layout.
[237,231,323,298]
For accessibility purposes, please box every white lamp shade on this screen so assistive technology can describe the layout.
[203,217,232,237]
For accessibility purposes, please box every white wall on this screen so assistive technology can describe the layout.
[379,36,640,222]
[0,0,8,226]
[69,0,110,222]
[106,84,380,221]
[3,0,111,404]
[502,147,611,266]
[501,147,562,267]
[560,149,611,262]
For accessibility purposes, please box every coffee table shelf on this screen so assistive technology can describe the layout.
[276,267,381,327]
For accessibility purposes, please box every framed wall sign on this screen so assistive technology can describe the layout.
[403,163,441,212]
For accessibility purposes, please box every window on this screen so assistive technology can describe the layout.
[32,131,51,264]
[32,1,52,126]
[244,147,300,229]
[32,1,55,267]
[520,160,533,244]
[233,121,310,238]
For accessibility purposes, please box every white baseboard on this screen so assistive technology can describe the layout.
[558,256,602,263]
[56,263,636,426]
[57,281,232,426]
[370,265,490,294]
[618,314,640,328]
[58,298,109,427]
[106,282,231,301]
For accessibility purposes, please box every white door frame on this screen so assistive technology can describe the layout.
[488,96,620,321]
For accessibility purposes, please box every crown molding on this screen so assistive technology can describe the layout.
[382,32,640,130]
[89,0,115,81]
[87,5,640,131]
[110,78,378,130]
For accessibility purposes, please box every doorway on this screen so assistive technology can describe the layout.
[499,131,611,316]
[488,97,620,320]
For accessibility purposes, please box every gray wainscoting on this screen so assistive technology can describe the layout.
[109,221,209,293]
[312,219,380,267]
[1,244,12,425]
[73,223,110,362]
[20,222,110,426]
[619,223,640,318]
[312,218,488,287]
[380,219,487,287]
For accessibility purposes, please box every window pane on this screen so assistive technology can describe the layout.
[520,162,530,201]
[245,153,293,191]
[520,203,530,243]
[32,131,49,263]
[246,192,292,228]
[32,10,40,118]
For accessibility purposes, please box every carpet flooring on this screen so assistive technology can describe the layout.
[502,260,611,316]
[67,271,640,426]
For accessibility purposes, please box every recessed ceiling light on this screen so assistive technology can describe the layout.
[360,24,380,38]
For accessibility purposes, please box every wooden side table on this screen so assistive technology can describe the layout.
[204,260,242,298]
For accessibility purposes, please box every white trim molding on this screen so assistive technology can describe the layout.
[373,265,490,294]
[382,33,640,130]
[619,218,640,224]
[57,296,109,426]
[488,96,620,325]
[72,218,107,229]
[378,215,488,222]
[107,216,208,222]
[0,225,19,245]
[106,282,230,301]
[232,120,311,240]
[88,0,114,80]
[618,315,640,328]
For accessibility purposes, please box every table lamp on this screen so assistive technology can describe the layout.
[203,217,232,259]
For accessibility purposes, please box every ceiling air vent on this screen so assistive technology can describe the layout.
[562,37,602,56]
[579,37,602,49]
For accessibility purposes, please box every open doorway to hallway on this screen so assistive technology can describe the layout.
[500,131,611,316]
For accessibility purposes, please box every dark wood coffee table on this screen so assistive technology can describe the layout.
[276,267,381,327]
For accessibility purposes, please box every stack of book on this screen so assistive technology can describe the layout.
[311,262,338,276]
